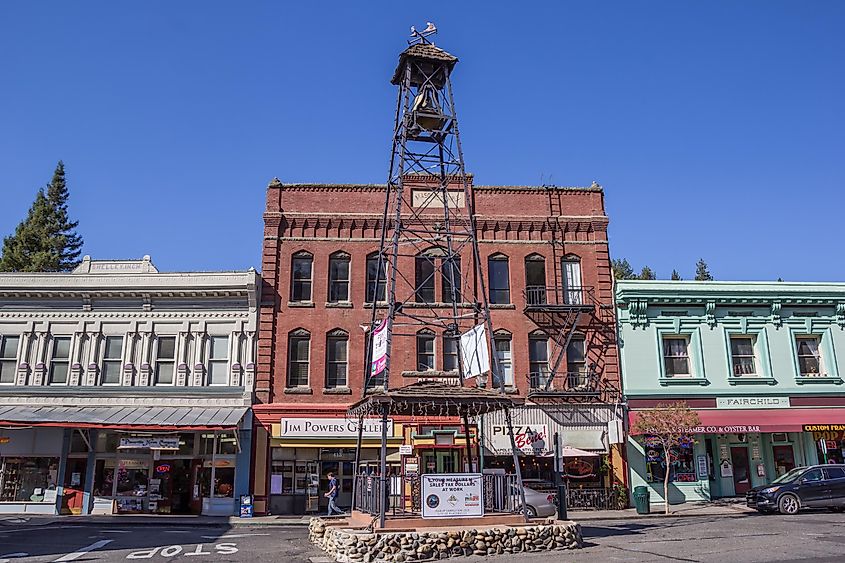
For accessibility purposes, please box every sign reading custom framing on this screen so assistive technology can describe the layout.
[421,474,483,519]
[488,424,551,456]
[276,418,393,438]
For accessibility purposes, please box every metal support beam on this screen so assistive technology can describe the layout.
[378,408,389,529]
[505,407,530,522]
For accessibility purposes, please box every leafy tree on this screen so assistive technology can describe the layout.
[639,266,656,280]
[694,258,713,281]
[0,161,83,272]
[632,402,701,515]
[612,258,636,280]
[671,269,682,281]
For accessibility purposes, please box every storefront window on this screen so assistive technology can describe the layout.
[177,433,195,456]
[217,432,238,455]
[0,457,59,502]
[115,459,150,496]
[214,468,235,498]
[644,436,696,483]
[93,459,114,497]
[199,433,216,455]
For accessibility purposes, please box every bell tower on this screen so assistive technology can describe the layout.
[364,28,503,393]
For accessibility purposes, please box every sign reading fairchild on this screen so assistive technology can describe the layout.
[421,474,484,519]
[277,418,393,438]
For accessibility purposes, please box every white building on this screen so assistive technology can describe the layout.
[0,256,259,516]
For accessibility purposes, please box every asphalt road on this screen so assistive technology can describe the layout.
[3,510,845,563]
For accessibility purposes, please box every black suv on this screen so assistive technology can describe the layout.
[747,464,845,515]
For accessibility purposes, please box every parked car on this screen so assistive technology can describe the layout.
[746,464,845,515]
[512,484,557,517]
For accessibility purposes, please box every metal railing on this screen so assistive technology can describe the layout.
[527,370,599,393]
[567,487,627,511]
[523,286,594,308]
[354,473,521,517]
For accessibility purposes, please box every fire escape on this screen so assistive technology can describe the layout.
[522,186,599,400]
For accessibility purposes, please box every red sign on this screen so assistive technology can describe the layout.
[155,463,171,473]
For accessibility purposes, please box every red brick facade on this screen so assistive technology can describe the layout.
[251,176,620,513]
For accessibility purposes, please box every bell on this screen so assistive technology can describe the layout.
[411,86,448,132]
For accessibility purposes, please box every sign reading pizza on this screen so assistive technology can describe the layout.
[421,474,483,519]
[488,424,551,456]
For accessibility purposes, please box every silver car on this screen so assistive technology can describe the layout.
[514,485,557,518]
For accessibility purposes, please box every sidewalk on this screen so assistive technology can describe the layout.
[2,502,753,528]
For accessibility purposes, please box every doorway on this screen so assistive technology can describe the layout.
[421,450,461,474]
[730,447,751,495]
[772,445,796,478]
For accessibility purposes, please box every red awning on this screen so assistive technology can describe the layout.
[629,408,845,434]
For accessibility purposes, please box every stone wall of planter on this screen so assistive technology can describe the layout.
[309,518,582,562]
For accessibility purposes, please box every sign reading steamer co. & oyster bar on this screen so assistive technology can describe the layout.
[716,397,790,409]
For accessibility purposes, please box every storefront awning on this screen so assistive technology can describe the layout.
[629,408,845,434]
[0,405,248,430]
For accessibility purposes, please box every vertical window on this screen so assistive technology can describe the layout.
[287,331,310,387]
[730,337,757,377]
[49,337,71,385]
[796,337,822,376]
[442,334,459,372]
[567,336,587,387]
[155,336,177,385]
[328,253,350,303]
[326,332,348,388]
[415,254,436,303]
[207,336,229,385]
[525,256,546,305]
[562,257,583,304]
[101,336,123,385]
[488,255,510,304]
[417,332,435,371]
[662,337,691,377]
[0,335,20,384]
[528,335,549,388]
[291,252,313,302]
[494,334,513,387]
[441,255,461,303]
[366,253,387,303]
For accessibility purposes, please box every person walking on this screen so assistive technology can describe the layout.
[325,471,346,517]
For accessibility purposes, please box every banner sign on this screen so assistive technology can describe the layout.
[370,319,388,377]
[276,417,392,438]
[421,474,484,519]
[460,324,490,378]
[118,436,179,450]
[488,424,551,456]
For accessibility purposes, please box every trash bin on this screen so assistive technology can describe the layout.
[633,485,650,515]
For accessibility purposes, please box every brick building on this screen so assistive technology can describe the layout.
[251,175,623,515]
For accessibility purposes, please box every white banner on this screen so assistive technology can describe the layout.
[421,474,484,519]
[118,436,179,450]
[276,417,392,438]
[460,324,490,378]
[487,424,551,456]
[370,319,388,378]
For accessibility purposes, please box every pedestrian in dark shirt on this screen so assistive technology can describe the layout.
[325,472,346,516]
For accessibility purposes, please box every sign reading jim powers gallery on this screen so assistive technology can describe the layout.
[276,417,393,438]
[421,474,484,519]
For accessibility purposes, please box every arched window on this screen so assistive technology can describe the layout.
[493,329,513,387]
[328,252,351,303]
[524,254,547,305]
[488,254,510,304]
[415,250,439,303]
[442,332,459,372]
[291,251,313,302]
[366,252,387,303]
[562,254,583,305]
[0,334,21,384]
[287,329,311,388]
[567,332,587,387]
[416,330,436,371]
[325,329,348,388]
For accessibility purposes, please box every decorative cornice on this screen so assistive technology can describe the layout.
[0,311,250,320]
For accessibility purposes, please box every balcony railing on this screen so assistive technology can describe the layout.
[523,286,595,311]
[528,370,599,395]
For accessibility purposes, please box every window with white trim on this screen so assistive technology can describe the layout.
[442,334,459,372]
[366,252,386,303]
[49,337,71,385]
[488,254,510,304]
[662,337,691,377]
[494,334,513,387]
[529,335,550,388]
[287,331,310,387]
[291,252,313,302]
[730,337,757,377]
[207,336,229,385]
[796,336,823,376]
[100,336,123,385]
[154,336,177,385]
[0,335,20,384]
[325,332,348,388]
[328,253,350,303]
[416,332,435,371]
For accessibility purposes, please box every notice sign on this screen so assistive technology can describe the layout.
[488,424,551,456]
[421,474,483,519]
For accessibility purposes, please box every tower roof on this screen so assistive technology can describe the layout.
[391,43,458,85]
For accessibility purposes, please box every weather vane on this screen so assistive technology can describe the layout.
[408,21,437,45]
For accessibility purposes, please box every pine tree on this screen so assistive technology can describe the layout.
[694,258,713,281]
[639,266,656,280]
[0,161,84,272]
[612,258,636,280]
[671,269,682,281]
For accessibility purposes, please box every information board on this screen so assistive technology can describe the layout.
[421,473,484,519]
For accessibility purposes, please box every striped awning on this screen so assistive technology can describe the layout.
[0,405,247,430]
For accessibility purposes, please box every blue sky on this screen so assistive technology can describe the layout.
[1,1,842,280]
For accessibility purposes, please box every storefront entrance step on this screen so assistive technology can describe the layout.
[0,515,312,528]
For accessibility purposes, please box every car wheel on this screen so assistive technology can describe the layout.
[521,505,537,518]
[778,494,800,515]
